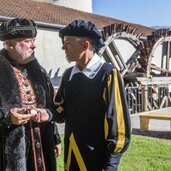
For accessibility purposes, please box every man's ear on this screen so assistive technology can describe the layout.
[82,40,89,51]
[5,40,14,49]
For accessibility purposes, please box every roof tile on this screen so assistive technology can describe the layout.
[0,0,154,36]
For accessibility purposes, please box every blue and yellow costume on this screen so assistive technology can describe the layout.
[55,54,131,171]
[55,19,131,171]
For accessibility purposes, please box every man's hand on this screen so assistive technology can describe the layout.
[30,108,50,122]
[54,143,62,157]
[10,108,35,125]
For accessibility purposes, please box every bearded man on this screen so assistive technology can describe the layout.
[0,18,61,171]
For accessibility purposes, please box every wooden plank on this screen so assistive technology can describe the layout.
[140,117,149,131]
[139,112,171,132]
[140,113,171,120]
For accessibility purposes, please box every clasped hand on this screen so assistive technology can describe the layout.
[10,108,49,125]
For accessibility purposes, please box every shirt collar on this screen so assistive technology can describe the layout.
[69,53,105,81]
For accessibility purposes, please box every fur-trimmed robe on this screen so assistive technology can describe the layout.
[0,49,57,171]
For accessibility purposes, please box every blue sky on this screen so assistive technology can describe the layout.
[92,0,171,27]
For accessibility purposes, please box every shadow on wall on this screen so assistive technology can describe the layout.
[48,68,62,90]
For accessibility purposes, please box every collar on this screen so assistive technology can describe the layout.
[69,53,105,81]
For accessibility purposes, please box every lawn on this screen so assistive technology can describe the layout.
[57,134,171,171]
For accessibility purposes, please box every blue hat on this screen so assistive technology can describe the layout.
[59,20,105,53]
[0,18,37,41]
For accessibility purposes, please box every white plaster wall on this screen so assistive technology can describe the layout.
[53,0,92,13]
[34,0,92,12]
[35,28,74,76]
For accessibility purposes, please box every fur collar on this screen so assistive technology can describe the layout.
[0,49,47,108]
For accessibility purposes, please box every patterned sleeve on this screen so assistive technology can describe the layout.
[103,68,131,170]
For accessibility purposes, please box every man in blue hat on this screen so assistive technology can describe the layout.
[55,20,131,171]
[0,18,61,171]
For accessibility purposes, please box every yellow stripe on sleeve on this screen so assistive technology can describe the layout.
[103,87,106,104]
[104,113,109,139]
[107,74,112,102]
[113,69,126,152]
[103,87,109,140]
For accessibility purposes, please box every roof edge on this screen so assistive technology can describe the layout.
[0,16,66,30]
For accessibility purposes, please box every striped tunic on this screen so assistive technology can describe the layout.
[55,60,131,171]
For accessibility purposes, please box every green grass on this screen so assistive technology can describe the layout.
[56,134,64,170]
[57,134,171,171]
[119,135,171,171]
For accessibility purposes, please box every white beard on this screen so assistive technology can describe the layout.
[15,43,34,59]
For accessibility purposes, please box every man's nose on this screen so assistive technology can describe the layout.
[62,43,67,50]
[31,41,36,48]
[62,45,65,50]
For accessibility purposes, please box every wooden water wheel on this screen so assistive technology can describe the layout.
[99,23,171,113]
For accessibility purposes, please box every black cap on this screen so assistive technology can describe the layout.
[59,20,105,53]
[0,18,37,41]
